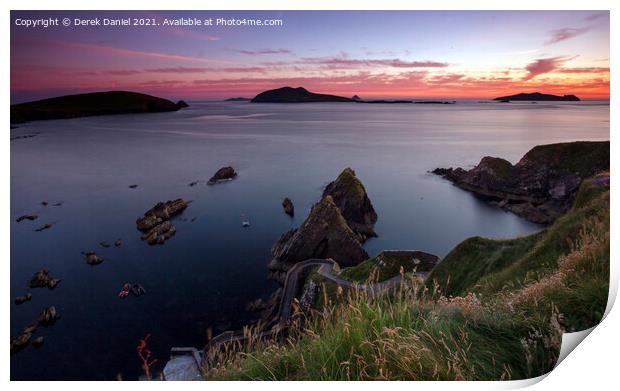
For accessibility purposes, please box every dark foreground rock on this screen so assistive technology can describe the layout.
[282,198,294,216]
[136,199,188,245]
[30,269,61,289]
[11,91,189,124]
[268,195,368,283]
[207,167,237,185]
[433,141,609,224]
[323,168,378,241]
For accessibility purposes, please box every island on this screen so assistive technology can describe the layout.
[10,91,189,124]
[493,92,580,102]
[251,86,353,103]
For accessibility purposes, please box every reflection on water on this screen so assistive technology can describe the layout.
[10,100,609,379]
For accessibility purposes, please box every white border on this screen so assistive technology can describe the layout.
[4,1,617,389]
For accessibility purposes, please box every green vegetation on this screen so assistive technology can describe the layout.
[203,178,609,380]
[521,141,609,178]
[340,251,436,282]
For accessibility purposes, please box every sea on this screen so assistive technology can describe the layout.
[10,99,609,379]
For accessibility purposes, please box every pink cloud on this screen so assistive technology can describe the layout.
[299,57,448,69]
[545,27,590,45]
[236,48,293,55]
[523,56,574,80]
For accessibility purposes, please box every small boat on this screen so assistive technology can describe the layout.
[241,213,250,227]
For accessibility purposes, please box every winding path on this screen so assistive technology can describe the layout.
[163,253,436,380]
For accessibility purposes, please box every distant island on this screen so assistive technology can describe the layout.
[10,91,188,124]
[225,97,251,102]
[251,87,353,103]
[493,92,580,102]
[250,87,460,105]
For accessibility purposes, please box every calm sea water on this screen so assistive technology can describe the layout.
[10,100,609,379]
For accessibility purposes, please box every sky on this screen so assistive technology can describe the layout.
[10,10,610,103]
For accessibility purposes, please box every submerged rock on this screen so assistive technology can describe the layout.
[15,293,32,305]
[29,269,61,289]
[269,196,368,283]
[322,168,378,241]
[16,214,38,222]
[34,223,54,232]
[433,141,610,224]
[207,166,237,185]
[83,251,104,266]
[282,198,294,216]
[99,241,111,248]
[31,336,44,348]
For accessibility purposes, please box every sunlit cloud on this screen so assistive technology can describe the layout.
[523,56,575,80]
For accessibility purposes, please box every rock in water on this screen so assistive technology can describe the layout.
[207,166,237,185]
[322,168,378,241]
[433,141,610,224]
[16,214,38,222]
[83,251,104,266]
[29,269,61,289]
[38,306,59,326]
[282,198,294,216]
[269,195,368,283]
[11,332,32,355]
[136,199,187,245]
[15,293,33,305]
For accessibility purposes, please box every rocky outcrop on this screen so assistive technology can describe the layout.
[433,141,610,224]
[29,269,61,289]
[207,167,237,185]
[322,168,378,241]
[282,198,294,216]
[136,199,188,245]
[268,196,368,283]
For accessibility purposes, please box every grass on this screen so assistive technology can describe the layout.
[340,251,438,283]
[202,178,609,380]
[520,141,609,178]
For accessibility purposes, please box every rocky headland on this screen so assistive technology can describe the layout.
[433,141,609,223]
[10,91,188,124]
